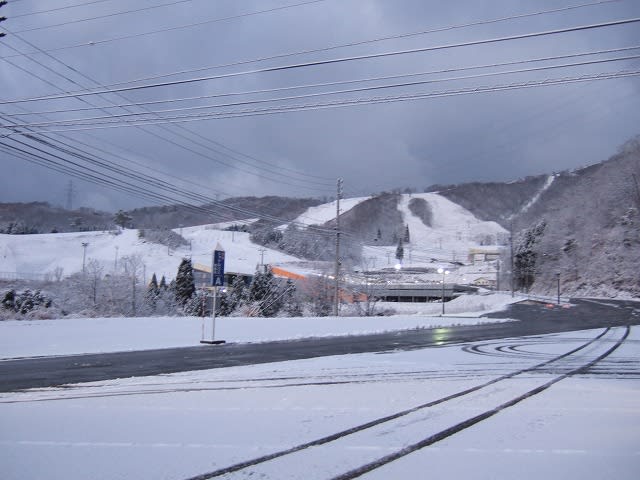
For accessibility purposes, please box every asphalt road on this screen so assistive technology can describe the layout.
[1,298,638,393]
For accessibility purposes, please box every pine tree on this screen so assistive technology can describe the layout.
[395,238,404,262]
[248,266,269,302]
[145,273,160,313]
[159,275,167,290]
[175,258,196,307]
[248,266,281,317]
[113,210,132,229]
[221,275,247,315]
[514,220,547,291]
[404,225,410,243]
[282,279,302,317]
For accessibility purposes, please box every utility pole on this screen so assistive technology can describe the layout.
[509,221,514,297]
[334,178,343,317]
[259,248,266,270]
[81,242,88,274]
[65,180,75,211]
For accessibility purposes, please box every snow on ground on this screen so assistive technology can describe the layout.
[0,192,508,287]
[289,196,371,228]
[399,193,506,253]
[360,193,507,283]
[0,225,309,283]
[513,174,556,218]
[0,293,519,359]
[1,327,637,480]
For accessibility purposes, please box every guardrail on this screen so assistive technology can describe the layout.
[0,271,52,282]
[491,290,571,304]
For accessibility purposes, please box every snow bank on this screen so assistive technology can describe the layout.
[0,294,518,359]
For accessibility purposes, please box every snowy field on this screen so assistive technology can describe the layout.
[0,293,518,359]
[1,327,638,479]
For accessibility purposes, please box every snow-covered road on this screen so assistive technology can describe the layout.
[1,326,638,480]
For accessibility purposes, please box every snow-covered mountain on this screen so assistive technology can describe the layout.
[0,191,505,286]
[0,227,306,283]
[437,137,640,297]
[2,137,638,297]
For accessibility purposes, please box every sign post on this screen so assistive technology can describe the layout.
[200,243,226,345]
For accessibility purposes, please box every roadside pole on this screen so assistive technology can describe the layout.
[211,286,217,341]
[200,243,226,345]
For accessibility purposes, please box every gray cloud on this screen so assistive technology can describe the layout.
[1,0,639,211]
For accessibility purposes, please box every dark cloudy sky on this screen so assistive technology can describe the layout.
[1,0,639,211]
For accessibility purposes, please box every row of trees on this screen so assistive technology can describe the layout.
[172,258,303,318]
[1,255,382,319]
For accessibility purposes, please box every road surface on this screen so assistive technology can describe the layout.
[1,298,638,392]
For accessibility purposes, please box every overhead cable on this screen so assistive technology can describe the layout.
[7,45,640,118]
[4,69,636,135]
[2,16,639,105]
[9,54,639,128]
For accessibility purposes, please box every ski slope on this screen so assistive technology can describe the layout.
[290,196,371,228]
[0,226,306,282]
[0,193,507,282]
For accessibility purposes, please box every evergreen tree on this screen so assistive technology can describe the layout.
[2,290,16,311]
[404,225,410,243]
[184,289,207,317]
[175,258,196,306]
[514,221,547,291]
[159,275,167,289]
[376,228,382,241]
[149,273,159,290]
[282,279,302,317]
[145,273,160,312]
[248,266,281,317]
[113,210,132,229]
[248,266,269,302]
[221,275,247,315]
[395,238,404,262]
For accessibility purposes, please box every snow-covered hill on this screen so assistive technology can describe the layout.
[1,190,510,286]
[0,226,307,282]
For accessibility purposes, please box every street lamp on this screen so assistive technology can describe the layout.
[437,267,450,315]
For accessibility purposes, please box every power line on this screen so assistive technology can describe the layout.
[9,53,640,129]
[3,16,639,105]
[5,69,636,135]
[8,0,115,18]
[101,0,624,89]
[1,31,336,189]
[8,45,640,118]
[0,129,339,232]
[11,0,195,25]
[0,0,619,68]
[4,0,328,42]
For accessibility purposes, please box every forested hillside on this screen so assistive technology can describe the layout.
[0,197,322,234]
[431,137,640,297]
[516,138,640,297]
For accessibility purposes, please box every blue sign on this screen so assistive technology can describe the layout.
[212,249,225,286]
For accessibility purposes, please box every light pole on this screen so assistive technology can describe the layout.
[556,272,561,305]
[437,267,450,315]
[81,242,89,273]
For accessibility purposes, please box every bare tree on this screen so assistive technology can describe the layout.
[121,254,145,316]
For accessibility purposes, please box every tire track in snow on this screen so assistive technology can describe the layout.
[183,327,618,479]
[332,326,629,480]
